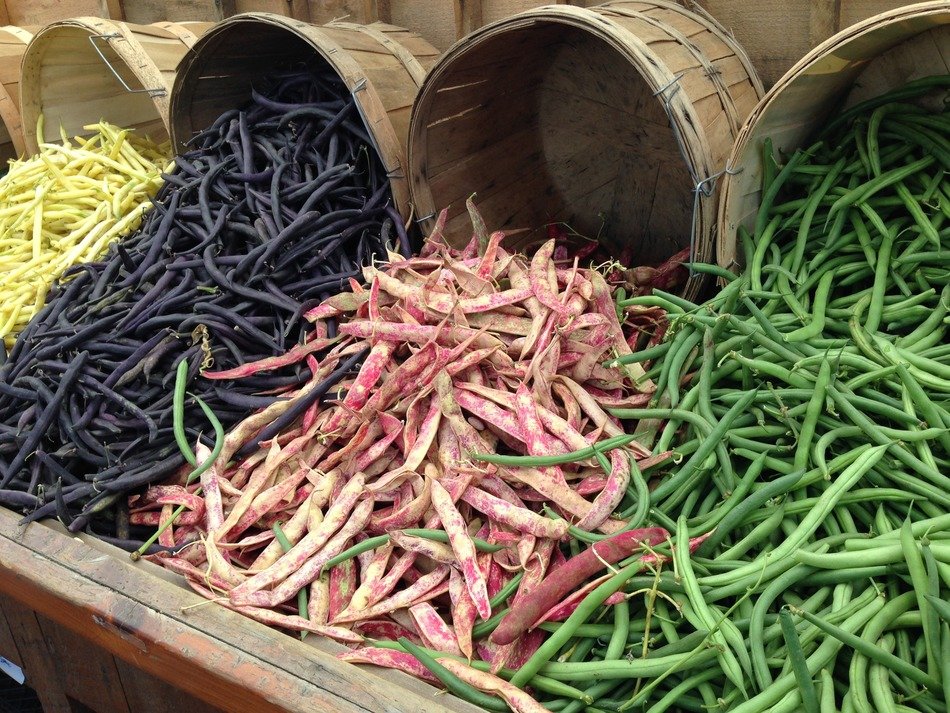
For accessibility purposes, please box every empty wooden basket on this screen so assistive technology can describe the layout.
[408,0,763,296]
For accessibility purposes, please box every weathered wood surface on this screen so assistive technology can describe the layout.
[0,507,481,713]
[0,592,228,713]
[0,25,32,162]
[0,0,120,26]
[2,1,933,90]
[686,0,919,86]
[1,597,76,712]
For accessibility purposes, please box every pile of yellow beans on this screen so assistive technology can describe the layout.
[0,121,171,349]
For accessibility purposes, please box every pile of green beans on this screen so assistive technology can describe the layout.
[386,76,949,713]
[586,75,949,712]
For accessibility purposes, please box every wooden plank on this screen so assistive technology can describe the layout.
[217,0,237,18]
[688,0,916,87]
[130,1,221,21]
[0,540,358,712]
[0,594,73,713]
[455,0,483,40]
[113,657,223,713]
[808,0,840,48]
[33,612,133,713]
[0,599,22,669]
[481,0,568,25]
[444,158,553,239]
[119,0,166,23]
[424,96,541,173]
[390,0,456,50]
[0,508,481,713]
[374,0,392,23]
[308,0,375,24]
[233,0,309,19]
[839,0,917,29]
[102,0,124,20]
[6,0,108,25]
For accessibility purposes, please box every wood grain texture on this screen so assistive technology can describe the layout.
[0,26,32,162]
[0,507,482,713]
[113,657,225,713]
[455,0,483,39]
[233,0,310,18]
[307,0,375,24]
[0,598,23,669]
[1,576,219,713]
[120,0,168,23]
[686,0,914,87]
[0,595,74,712]
[390,0,458,50]
[178,0,228,20]
[4,0,107,26]
[32,613,133,713]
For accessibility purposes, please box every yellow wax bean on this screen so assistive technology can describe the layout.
[48,189,99,201]
[48,144,150,182]
[108,128,127,161]
[0,118,169,342]
[0,304,23,341]
[32,185,45,260]
[38,154,75,190]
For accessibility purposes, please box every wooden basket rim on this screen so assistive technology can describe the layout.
[598,0,765,97]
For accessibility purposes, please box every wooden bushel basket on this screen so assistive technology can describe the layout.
[717,1,950,269]
[0,26,34,163]
[408,0,763,297]
[169,13,440,216]
[682,0,928,87]
[19,18,213,154]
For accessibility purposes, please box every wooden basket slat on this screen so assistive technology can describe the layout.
[0,26,33,161]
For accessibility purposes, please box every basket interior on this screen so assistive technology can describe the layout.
[31,26,166,145]
[414,20,692,264]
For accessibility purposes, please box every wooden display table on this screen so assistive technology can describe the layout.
[0,507,479,713]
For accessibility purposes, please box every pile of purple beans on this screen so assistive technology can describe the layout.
[0,68,408,535]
